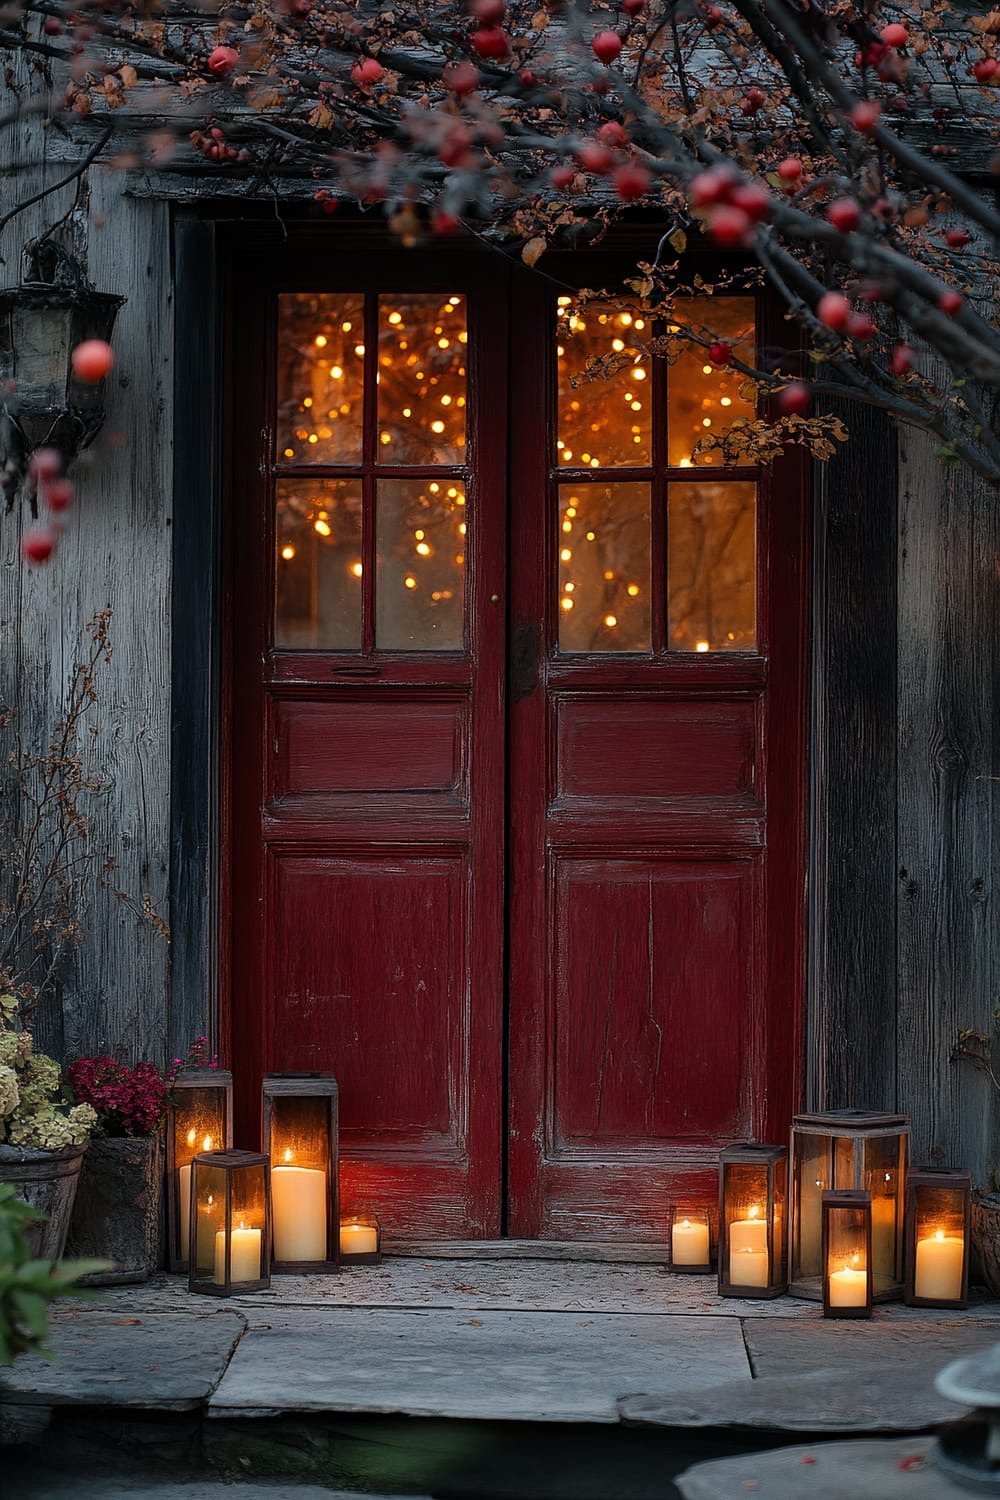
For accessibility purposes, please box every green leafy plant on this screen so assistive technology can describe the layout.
[0,1184,107,1364]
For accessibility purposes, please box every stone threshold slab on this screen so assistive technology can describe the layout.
[208,1308,751,1423]
[0,1310,245,1411]
[676,1437,960,1499]
[3,1470,424,1500]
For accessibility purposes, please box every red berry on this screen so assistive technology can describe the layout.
[592,30,622,64]
[471,26,509,59]
[816,292,851,331]
[29,448,62,482]
[623,0,647,13]
[890,343,913,375]
[577,142,614,175]
[351,57,384,86]
[826,197,860,233]
[551,165,575,189]
[847,311,877,340]
[946,228,971,249]
[880,23,908,47]
[740,86,766,115]
[730,183,771,222]
[708,341,731,365]
[597,121,629,148]
[207,45,239,77]
[432,210,460,235]
[851,100,881,133]
[21,527,57,564]
[472,0,505,21]
[613,163,652,202]
[779,382,810,415]
[703,4,723,27]
[518,68,538,87]
[439,127,472,167]
[777,157,802,182]
[689,166,737,208]
[973,57,999,82]
[71,339,114,383]
[707,204,752,246]
[939,290,963,315]
[43,477,75,512]
[443,61,480,95]
[43,15,62,33]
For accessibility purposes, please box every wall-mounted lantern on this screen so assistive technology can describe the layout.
[790,1110,908,1301]
[262,1072,339,1272]
[904,1168,971,1309]
[718,1142,788,1299]
[339,1213,382,1265]
[188,1150,270,1296]
[0,231,123,507]
[165,1067,234,1272]
[822,1189,873,1318]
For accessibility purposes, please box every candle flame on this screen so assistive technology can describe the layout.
[935,1228,945,1241]
[186,1128,197,1146]
[851,1253,860,1267]
[203,1135,213,1151]
[283,1148,293,1163]
[207,1195,214,1206]
[748,1205,760,1220]
[681,1219,691,1228]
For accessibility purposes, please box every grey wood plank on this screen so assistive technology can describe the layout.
[208,1309,752,1423]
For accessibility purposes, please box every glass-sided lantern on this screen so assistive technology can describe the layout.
[790,1110,908,1302]
[262,1073,339,1272]
[165,1067,233,1271]
[188,1150,270,1296]
[904,1168,972,1309]
[718,1143,788,1299]
[339,1213,382,1265]
[822,1189,873,1318]
[669,1204,714,1273]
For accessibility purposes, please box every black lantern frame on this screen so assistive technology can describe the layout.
[262,1072,340,1273]
[718,1142,788,1299]
[904,1168,971,1310]
[0,232,123,505]
[668,1203,715,1273]
[822,1189,873,1319]
[790,1110,908,1302]
[188,1149,271,1296]
[165,1067,234,1271]
[339,1212,382,1265]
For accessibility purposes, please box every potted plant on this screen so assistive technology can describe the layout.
[952,1013,1000,1295]
[0,999,97,1259]
[62,1052,172,1283]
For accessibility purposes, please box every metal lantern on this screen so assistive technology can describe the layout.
[339,1213,382,1265]
[790,1110,908,1301]
[0,232,123,499]
[262,1073,339,1273]
[822,1189,873,1318]
[188,1150,270,1296]
[669,1205,713,1273]
[165,1068,233,1271]
[904,1168,971,1309]
[718,1142,788,1299]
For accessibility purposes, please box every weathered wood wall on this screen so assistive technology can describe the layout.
[0,85,176,1064]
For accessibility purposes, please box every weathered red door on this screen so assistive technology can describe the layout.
[227,239,807,1242]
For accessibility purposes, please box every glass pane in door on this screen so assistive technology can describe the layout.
[274,478,364,649]
[376,479,466,650]
[277,293,365,465]
[667,481,756,651]
[557,483,650,652]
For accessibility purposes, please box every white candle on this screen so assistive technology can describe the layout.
[829,1264,868,1307]
[272,1164,327,1261]
[340,1221,378,1256]
[214,1224,262,1285]
[730,1245,769,1287]
[914,1229,964,1301]
[729,1205,768,1255]
[672,1217,710,1266]
[178,1132,214,1258]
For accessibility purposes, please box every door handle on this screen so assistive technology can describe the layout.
[510,622,539,702]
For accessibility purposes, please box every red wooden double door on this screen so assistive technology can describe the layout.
[227,241,808,1241]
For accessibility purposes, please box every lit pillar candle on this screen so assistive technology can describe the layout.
[178,1133,213,1256]
[729,1205,768,1281]
[340,1221,378,1255]
[914,1229,964,1301]
[730,1245,769,1287]
[672,1217,710,1266]
[829,1261,868,1307]
[214,1224,262,1285]
[271,1151,327,1262]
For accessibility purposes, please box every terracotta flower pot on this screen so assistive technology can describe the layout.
[971,1191,1000,1297]
[63,1133,164,1283]
[0,1141,88,1259]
